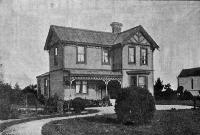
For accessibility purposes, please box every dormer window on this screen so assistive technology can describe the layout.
[54,47,58,66]
[141,48,148,65]
[102,48,110,65]
[77,46,86,64]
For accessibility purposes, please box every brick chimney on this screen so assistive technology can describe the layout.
[110,22,123,34]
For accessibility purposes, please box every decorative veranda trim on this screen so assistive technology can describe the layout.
[70,76,122,83]
[64,75,122,97]
[71,76,122,97]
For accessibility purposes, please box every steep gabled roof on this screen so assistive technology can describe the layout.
[44,25,159,50]
[114,25,159,49]
[178,67,200,77]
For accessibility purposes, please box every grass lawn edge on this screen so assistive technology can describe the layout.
[0,109,99,133]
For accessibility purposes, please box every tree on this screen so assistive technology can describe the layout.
[13,83,21,91]
[163,83,175,99]
[0,82,12,119]
[154,78,164,100]
[177,86,184,96]
[22,84,38,110]
[10,83,22,104]
[22,84,37,97]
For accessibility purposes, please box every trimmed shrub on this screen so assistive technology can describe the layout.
[182,90,193,100]
[71,97,86,113]
[38,94,45,105]
[101,96,112,106]
[9,108,20,119]
[0,102,11,120]
[63,100,73,112]
[44,95,58,113]
[115,86,155,124]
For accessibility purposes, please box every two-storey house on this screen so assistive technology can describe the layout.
[36,22,159,100]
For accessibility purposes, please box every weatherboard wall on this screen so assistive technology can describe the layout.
[178,76,200,91]
[63,45,112,70]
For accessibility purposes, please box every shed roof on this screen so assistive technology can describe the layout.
[178,67,200,77]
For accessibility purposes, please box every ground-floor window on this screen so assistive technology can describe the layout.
[130,75,148,88]
[44,78,48,96]
[75,81,88,94]
[138,76,147,88]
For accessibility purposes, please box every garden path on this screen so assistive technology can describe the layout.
[0,105,193,135]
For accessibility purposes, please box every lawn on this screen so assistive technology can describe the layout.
[155,99,195,106]
[42,109,200,135]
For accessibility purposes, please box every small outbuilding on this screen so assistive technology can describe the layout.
[178,67,200,96]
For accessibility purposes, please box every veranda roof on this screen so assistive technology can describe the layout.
[66,69,122,77]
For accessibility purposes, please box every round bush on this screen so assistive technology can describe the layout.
[0,103,11,120]
[44,96,58,113]
[115,86,155,124]
[72,97,86,113]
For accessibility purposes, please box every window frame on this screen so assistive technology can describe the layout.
[128,46,136,64]
[138,76,148,89]
[75,80,88,94]
[191,78,194,89]
[44,78,48,96]
[76,46,86,64]
[37,79,41,95]
[54,47,58,66]
[102,47,110,65]
[140,47,148,65]
[130,75,137,87]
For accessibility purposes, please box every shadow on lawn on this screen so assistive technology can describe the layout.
[82,114,120,125]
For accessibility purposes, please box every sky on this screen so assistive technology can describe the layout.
[0,0,200,89]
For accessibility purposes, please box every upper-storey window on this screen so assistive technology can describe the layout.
[54,47,58,66]
[141,48,148,65]
[128,46,136,64]
[102,48,110,65]
[77,46,86,64]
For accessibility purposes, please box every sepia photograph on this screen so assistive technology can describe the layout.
[0,0,200,134]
